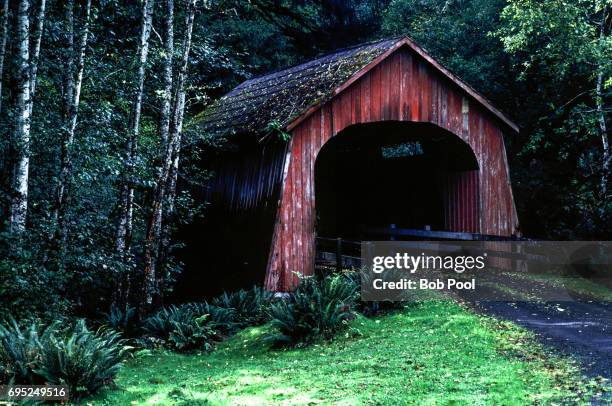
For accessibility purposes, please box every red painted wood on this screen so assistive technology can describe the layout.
[265,47,519,291]
[371,65,381,123]
[361,74,371,122]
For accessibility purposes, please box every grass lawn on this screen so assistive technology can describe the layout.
[90,300,603,405]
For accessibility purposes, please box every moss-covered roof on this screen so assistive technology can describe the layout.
[195,36,519,137]
[195,37,401,137]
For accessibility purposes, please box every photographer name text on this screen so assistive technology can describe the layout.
[372,278,476,290]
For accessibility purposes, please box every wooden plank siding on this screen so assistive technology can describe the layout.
[265,47,518,291]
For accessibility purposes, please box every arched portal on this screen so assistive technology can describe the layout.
[315,121,479,243]
[260,43,518,292]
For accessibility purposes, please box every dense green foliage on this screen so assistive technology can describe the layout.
[0,318,57,384]
[142,301,240,351]
[269,274,358,345]
[103,304,137,336]
[496,0,611,237]
[0,318,128,397]
[36,320,130,396]
[211,286,273,328]
[142,279,362,351]
[143,304,218,351]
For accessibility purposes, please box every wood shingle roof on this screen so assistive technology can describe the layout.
[196,36,518,137]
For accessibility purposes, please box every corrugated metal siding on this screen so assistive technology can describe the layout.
[265,48,519,291]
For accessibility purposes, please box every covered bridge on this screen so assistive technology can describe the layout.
[190,36,519,294]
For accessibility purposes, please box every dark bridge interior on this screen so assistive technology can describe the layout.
[314,122,478,242]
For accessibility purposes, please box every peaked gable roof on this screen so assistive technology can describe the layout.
[196,36,518,137]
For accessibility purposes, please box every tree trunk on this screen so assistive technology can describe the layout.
[115,0,153,254]
[9,0,46,233]
[9,0,32,233]
[115,0,154,254]
[0,0,9,115]
[142,0,174,312]
[142,0,197,310]
[55,0,91,244]
[27,0,45,118]
[156,0,197,300]
[114,0,154,313]
[596,5,609,219]
[596,73,609,212]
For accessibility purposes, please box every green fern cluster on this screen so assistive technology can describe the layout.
[0,318,129,397]
[211,286,273,328]
[142,303,233,351]
[142,287,274,352]
[0,318,57,384]
[103,304,136,335]
[269,274,358,346]
[167,314,216,352]
[36,320,130,396]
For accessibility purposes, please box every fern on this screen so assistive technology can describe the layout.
[168,315,215,352]
[186,302,237,334]
[103,304,136,334]
[269,274,357,346]
[35,319,130,397]
[142,305,193,340]
[0,318,58,384]
[211,286,273,328]
[142,303,225,352]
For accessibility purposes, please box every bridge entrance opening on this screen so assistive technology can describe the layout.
[314,122,479,246]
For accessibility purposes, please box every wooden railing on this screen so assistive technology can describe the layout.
[315,227,528,271]
[367,227,525,241]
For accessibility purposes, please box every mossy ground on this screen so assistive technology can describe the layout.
[90,300,605,405]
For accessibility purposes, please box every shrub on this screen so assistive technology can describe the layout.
[103,304,136,335]
[186,302,237,335]
[142,305,190,341]
[36,320,129,397]
[269,274,357,346]
[142,304,222,352]
[0,234,71,319]
[0,318,58,384]
[211,286,273,328]
[168,314,216,352]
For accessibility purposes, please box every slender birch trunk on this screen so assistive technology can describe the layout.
[115,0,154,254]
[142,0,197,309]
[55,0,92,243]
[596,72,609,209]
[27,0,45,118]
[158,82,187,280]
[142,0,174,311]
[0,0,9,115]
[156,0,197,303]
[9,0,46,233]
[9,0,32,233]
[596,5,609,217]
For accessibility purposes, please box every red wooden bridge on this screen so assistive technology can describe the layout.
[195,36,520,293]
